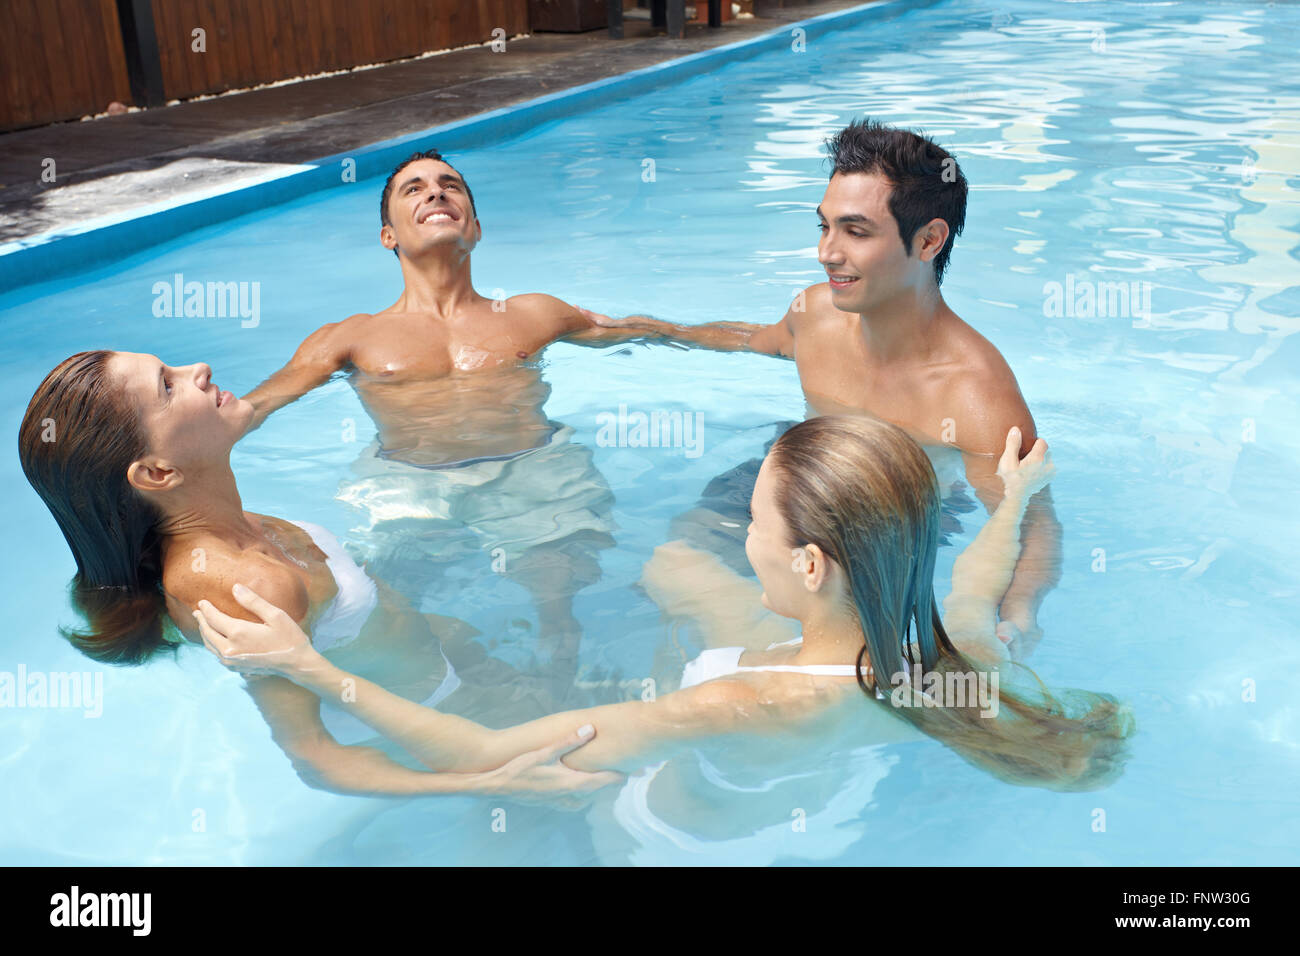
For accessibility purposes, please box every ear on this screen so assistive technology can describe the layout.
[380,224,397,253]
[127,457,182,495]
[797,542,833,593]
[914,218,950,264]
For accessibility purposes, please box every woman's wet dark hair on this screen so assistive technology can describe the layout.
[18,351,175,665]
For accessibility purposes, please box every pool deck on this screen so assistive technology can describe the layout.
[0,1,871,246]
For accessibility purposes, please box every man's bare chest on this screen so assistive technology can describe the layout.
[794,336,951,439]
[348,314,550,378]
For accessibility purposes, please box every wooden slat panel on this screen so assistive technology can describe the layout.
[314,0,337,74]
[354,0,378,66]
[97,0,136,106]
[228,0,259,89]
[155,0,220,99]
[377,0,400,62]
[80,0,128,108]
[0,0,535,126]
[152,0,178,99]
[10,0,55,126]
[196,0,220,94]
[0,12,33,128]
[256,0,286,85]
[325,0,351,73]
[283,0,310,77]
[34,2,79,118]
[0,0,133,130]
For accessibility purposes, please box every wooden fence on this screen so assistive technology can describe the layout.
[152,0,529,101]
[1,0,530,132]
[1,0,134,132]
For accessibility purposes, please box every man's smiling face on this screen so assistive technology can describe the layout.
[381,158,481,260]
[816,171,930,317]
[817,170,942,314]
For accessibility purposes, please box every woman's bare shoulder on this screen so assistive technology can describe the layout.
[163,535,308,626]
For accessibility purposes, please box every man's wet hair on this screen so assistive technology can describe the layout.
[379,149,478,240]
[825,120,968,286]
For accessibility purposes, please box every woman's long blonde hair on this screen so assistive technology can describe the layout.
[768,415,1134,790]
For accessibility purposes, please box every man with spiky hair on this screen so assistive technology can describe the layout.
[587,120,1062,653]
[241,150,636,697]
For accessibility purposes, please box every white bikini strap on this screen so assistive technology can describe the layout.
[739,664,861,676]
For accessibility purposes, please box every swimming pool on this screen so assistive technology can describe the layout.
[2,0,1297,865]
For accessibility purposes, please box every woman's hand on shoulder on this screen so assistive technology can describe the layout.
[192,581,321,681]
[996,426,1055,500]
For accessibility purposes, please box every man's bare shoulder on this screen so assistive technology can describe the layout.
[503,293,585,335]
[798,281,841,318]
[802,281,836,311]
[336,310,382,331]
[787,282,855,334]
[944,313,1021,381]
[300,311,376,347]
[277,314,372,368]
[504,292,578,316]
[939,312,1036,453]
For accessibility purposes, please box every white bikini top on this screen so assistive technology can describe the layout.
[284,520,462,746]
[610,637,902,861]
[680,639,907,701]
[286,519,379,653]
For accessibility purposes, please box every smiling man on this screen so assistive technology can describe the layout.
[242,150,634,698]
[585,119,1062,652]
[244,149,627,458]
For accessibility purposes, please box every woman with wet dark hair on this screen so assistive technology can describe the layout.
[19,349,618,802]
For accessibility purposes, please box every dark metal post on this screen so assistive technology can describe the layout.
[666,0,685,38]
[115,0,166,107]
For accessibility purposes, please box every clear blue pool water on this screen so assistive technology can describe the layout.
[2,0,1298,865]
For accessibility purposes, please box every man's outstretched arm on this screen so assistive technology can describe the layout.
[561,300,797,358]
[241,320,354,433]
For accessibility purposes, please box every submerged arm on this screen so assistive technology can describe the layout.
[639,540,800,651]
[965,460,1063,645]
[291,655,762,774]
[943,428,1056,658]
[945,372,1062,648]
[187,570,616,799]
[243,675,505,796]
[193,585,771,775]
